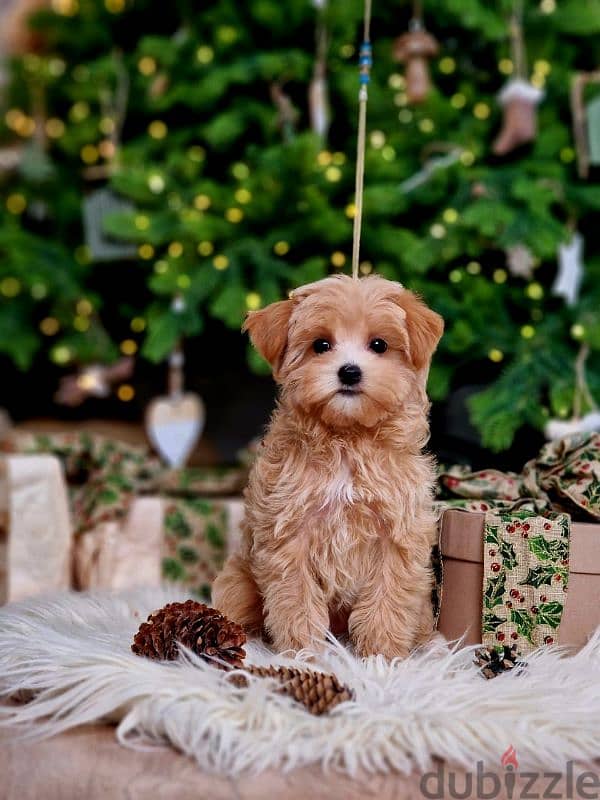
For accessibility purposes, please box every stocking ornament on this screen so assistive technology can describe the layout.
[492,78,544,156]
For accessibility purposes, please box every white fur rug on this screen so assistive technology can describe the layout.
[1,587,600,776]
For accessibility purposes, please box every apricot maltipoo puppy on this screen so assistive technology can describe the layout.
[212,274,444,658]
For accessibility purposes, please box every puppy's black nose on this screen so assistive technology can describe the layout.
[338,363,362,386]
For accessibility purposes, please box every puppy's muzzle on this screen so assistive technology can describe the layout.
[338,363,362,386]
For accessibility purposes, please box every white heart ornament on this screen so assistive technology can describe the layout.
[146,392,205,467]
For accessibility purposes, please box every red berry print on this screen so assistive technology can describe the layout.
[506,601,513,609]
[544,636,554,645]
[540,595,547,602]
[506,525,515,533]
[510,589,519,598]
[521,531,529,539]
[489,549,497,557]
[544,523,552,531]
[522,523,530,532]
[496,632,506,642]
[531,606,539,614]
[511,632,518,640]
[554,574,562,582]
[491,562,501,573]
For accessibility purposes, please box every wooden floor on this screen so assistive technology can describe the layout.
[1,724,598,799]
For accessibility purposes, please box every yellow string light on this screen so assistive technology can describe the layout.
[196,46,214,64]
[225,207,244,223]
[117,384,135,402]
[273,241,290,256]
[0,277,21,297]
[331,251,346,267]
[120,339,138,355]
[76,299,93,316]
[194,194,211,210]
[45,118,66,138]
[168,242,183,258]
[213,255,229,270]
[148,120,167,139]
[246,292,261,310]
[439,57,456,74]
[418,118,435,133]
[138,56,157,76]
[138,244,154,260]
[40,317,60,336]
[488,349,504,362]
[6,194,26,214]
[234,188,252,204]
[130,317,146,333]
[325,166,342,182]
[51,345,72,365]
[73,315,90,332]
[197,241,214,256]
[80,144,99,164]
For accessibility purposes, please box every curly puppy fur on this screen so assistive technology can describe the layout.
[213,275,444,658]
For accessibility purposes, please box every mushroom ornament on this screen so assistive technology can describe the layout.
[393,20,439,104]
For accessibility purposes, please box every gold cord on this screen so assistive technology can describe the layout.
[351,0,373,280]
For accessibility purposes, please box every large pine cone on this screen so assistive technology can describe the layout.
[131,600,246,668]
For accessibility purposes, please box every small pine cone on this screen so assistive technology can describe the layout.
[474,645,524,680]
[132,600,246,668]
[231,665,354,716]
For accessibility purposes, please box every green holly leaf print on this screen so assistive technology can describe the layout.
[510,609,535,644]
[499,540,518,571]
[535,602,563,629]
[483,612,506,633]
[178,545,199,563]
[206,522,225,549]
[519,564,569,589]
[528,536,568,562]
[485,525,501,546]
[165,508,192,538]
[162,557,186,581]
[484,571,506,609]
[521,565,568,588]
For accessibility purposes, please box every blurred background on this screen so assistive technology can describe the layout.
[0,0,598,471]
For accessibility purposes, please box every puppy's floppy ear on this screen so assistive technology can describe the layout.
[392,289,444,370]
[242,298,293,376]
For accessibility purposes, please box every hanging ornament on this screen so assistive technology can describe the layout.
[149,72,170,100]
[392,2,439,105]
[145,297,205,468]
[270,82,299,142]
[545,345,600,440]
[54,358,135,407]
[82,186,136,262]
[308,1,330,140]
[552,230,584,307]
[506,243,535,280]
[493,2,543,156]
[570,71,600,179]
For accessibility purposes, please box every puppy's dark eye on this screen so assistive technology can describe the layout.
[369,338,388,354]
[312,338,331,354]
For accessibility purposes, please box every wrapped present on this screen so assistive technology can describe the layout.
[436,432,600,653]
[0,455,71,603]
[2,432,245,600]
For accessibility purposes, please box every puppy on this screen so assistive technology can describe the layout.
[212,274,444,658]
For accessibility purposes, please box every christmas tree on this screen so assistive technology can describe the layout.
[0,0,599,451]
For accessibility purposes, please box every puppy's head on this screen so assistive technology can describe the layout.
[244,274,443,429]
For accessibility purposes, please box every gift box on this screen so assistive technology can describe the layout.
[0,455,71,603]
[437,509,600,651]
[0,432,247,603]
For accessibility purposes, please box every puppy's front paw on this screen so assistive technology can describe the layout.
[351,628,411,661]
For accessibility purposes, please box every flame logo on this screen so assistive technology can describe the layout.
[501,744,519,770]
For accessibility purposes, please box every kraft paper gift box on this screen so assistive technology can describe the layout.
[0,455,71,604]
[437,509,600,650]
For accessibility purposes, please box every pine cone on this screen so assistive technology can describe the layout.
[474,645,525,680]
[131,600,246,668]
[230,665,354,716]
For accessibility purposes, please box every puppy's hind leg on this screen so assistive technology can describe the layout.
[212,553,264,633]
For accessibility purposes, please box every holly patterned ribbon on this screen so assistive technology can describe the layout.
[437,432,600,653]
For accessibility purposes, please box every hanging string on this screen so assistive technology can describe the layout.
[509,0,526,79]
[351,0,373,280]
